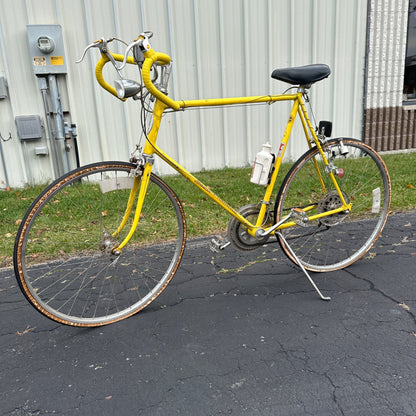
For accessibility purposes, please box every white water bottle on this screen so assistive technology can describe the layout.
[250,142,274,186]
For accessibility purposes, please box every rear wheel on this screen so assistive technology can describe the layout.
[274,139,390,272]
[14,161,186,326]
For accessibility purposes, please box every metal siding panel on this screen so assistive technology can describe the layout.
[0,0,369,187]
[192,0,225,169]
[0,99,28,187]
[169,0,202,172]
[112,0,144,42]
[268,0,295,162]
[244,0,271,165]
[84,0,125,162]
[26,0,58,23]
[58,0,103,166]
[0,2,29,187]
[332,0,360,138]
[219,0,248,167]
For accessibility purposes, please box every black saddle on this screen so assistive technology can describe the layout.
[271,64,330,85]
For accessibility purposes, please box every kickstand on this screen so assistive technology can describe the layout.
[277,231,331,301]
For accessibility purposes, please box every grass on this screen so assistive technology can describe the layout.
[162,166,289,236]
[1,151,416,268]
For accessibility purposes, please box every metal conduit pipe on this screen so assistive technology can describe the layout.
[47,74,70,175]
[38,77,60,179]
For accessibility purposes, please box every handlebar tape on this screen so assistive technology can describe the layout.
[95,53,135,101]
[95,49,179,110]
[142,49,180,110]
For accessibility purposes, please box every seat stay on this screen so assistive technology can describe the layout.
[297,99,350,209]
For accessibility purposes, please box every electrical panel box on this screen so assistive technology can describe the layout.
[27,25,67,75]
[15,115,43,140]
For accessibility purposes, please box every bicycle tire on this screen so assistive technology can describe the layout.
[14,161,186,327]
[274,138,390,272]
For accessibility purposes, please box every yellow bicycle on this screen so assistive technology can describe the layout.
[14,32,391,326]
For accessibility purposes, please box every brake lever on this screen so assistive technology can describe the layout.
[76,37,116,64]
[104,50,124,77]
[76,39,102,63]
[117,32,153,70]
[117,39,142,71]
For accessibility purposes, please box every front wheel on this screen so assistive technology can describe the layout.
[14,161,186,327]
[274,139,390,272]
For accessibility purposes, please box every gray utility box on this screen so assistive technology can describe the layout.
[27,24,67,75]
[15,115,43,140]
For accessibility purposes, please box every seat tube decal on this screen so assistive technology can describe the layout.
[277,142,286,157]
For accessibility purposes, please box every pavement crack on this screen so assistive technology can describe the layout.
[344,269,416,327]
[323,372,345,416]
[215,256,277,275]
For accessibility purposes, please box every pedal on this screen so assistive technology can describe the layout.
[209,236,231,253]
[291,208,309,227]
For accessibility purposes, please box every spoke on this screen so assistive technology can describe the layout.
[16,165,185,326]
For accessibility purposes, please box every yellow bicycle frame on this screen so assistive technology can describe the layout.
[95,47,351,252]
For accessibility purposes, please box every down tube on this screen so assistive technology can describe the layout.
[152,145,253,228]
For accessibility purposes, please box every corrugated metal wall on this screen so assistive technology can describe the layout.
[0,0,368,188]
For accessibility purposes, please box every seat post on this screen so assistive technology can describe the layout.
[297,85,310,94]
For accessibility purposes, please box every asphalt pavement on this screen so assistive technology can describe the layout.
[1,211,416,415]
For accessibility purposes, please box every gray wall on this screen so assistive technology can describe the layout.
[0,0,368,188]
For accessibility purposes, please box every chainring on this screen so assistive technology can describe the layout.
[227,204,271,251]
[317,189,350,226]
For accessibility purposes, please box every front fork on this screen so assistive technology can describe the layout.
[110,162,153,254]
[110,99,167,254]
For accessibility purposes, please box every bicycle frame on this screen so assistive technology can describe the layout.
[96,50,351,252]
[12,33,394,328]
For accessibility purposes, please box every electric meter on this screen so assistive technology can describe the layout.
[27,25,67,75]
[37,36,55,54]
